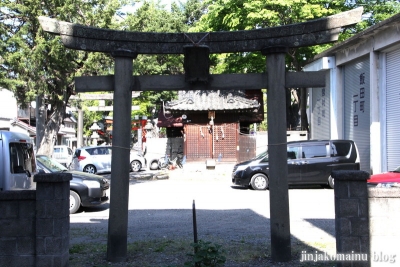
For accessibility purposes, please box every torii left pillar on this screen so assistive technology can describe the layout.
[107,50,138,262]
[262,47,291,262]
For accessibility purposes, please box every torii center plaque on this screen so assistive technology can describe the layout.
[39,7,362,263]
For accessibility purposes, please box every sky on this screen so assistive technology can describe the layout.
[120,0,174,14]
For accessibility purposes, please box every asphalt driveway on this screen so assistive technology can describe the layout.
[70,164,336,260]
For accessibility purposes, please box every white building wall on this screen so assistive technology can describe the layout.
[305,16,400,174]
[0,89,18,120]
[303,57,338,140]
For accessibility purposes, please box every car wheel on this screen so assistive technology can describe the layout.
[70,190,81,214]
[328,175,334,189]
[131,160,142,172]
[150,160,159,170]
[159,157,168,169]
[250,173,269,190]
[83,164,96,174]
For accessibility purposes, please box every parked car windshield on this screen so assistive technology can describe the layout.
[253,151,268,160]
[36,155,68,172]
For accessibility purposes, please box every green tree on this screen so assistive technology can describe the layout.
[0,0,129,155]
[179,0,208,26]
[192,0,400,131]
[119,0,207,118]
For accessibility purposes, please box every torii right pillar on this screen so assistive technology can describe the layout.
[262,47,291,262]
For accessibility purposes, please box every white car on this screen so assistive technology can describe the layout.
[71,145,146,174]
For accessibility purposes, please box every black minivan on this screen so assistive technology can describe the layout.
[232,140,360,190]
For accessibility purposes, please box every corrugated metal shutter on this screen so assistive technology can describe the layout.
[311,87,330,139]
[343,56,370,172]
[386,49,400,170]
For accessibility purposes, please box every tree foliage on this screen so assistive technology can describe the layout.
[0,0,129,155]
[192,0,400,130]
[121,0,207,118]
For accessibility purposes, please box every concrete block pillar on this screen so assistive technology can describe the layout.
[34,173,72,267]
[332,170,370,267]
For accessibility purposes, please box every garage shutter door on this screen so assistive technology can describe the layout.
[343,56,370,172]
[386,49,400,171]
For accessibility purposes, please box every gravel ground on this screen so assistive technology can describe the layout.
[69,163,337,266]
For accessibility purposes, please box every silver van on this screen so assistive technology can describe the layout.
[0,131,37,190]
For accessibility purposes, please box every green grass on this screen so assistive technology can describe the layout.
[69,237,337,267]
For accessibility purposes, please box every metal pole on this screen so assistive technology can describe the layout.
[192,199,198,244]
[107,50,137,262]
[192,199,199,267]
[77,109,83,148]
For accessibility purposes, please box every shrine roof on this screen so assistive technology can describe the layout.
[157,114,183,128]
[165,90,260,111]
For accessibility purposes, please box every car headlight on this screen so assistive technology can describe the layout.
[235,165,248,172]
[83,180,101,188]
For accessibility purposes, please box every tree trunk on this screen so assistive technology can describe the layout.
[300,87,309,132]
[37,107,64,157]
[286,89,300,130]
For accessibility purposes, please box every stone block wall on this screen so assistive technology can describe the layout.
[0,173,71,267]
[0,190,36,266]
[368,187,400,266]
[145,137,184,167]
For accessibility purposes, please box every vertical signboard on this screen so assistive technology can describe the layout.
[311,87,330,139]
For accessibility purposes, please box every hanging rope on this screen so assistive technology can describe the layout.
[184,32,210,46]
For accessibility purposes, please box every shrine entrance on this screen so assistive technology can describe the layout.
[39,7,363,263]
[184,122,239,162]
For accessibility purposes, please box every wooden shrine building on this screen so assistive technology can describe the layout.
[157,89,263,162]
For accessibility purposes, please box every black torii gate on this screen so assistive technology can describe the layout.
[39,7,362,263]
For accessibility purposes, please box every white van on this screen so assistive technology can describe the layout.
[0,131,37,190]
[52,145,73,167]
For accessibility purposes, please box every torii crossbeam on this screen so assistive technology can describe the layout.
[39,7,363,263]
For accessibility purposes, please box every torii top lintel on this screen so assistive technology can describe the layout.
[38,7,362,55]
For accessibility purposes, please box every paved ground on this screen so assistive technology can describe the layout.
[70,162,337,261]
